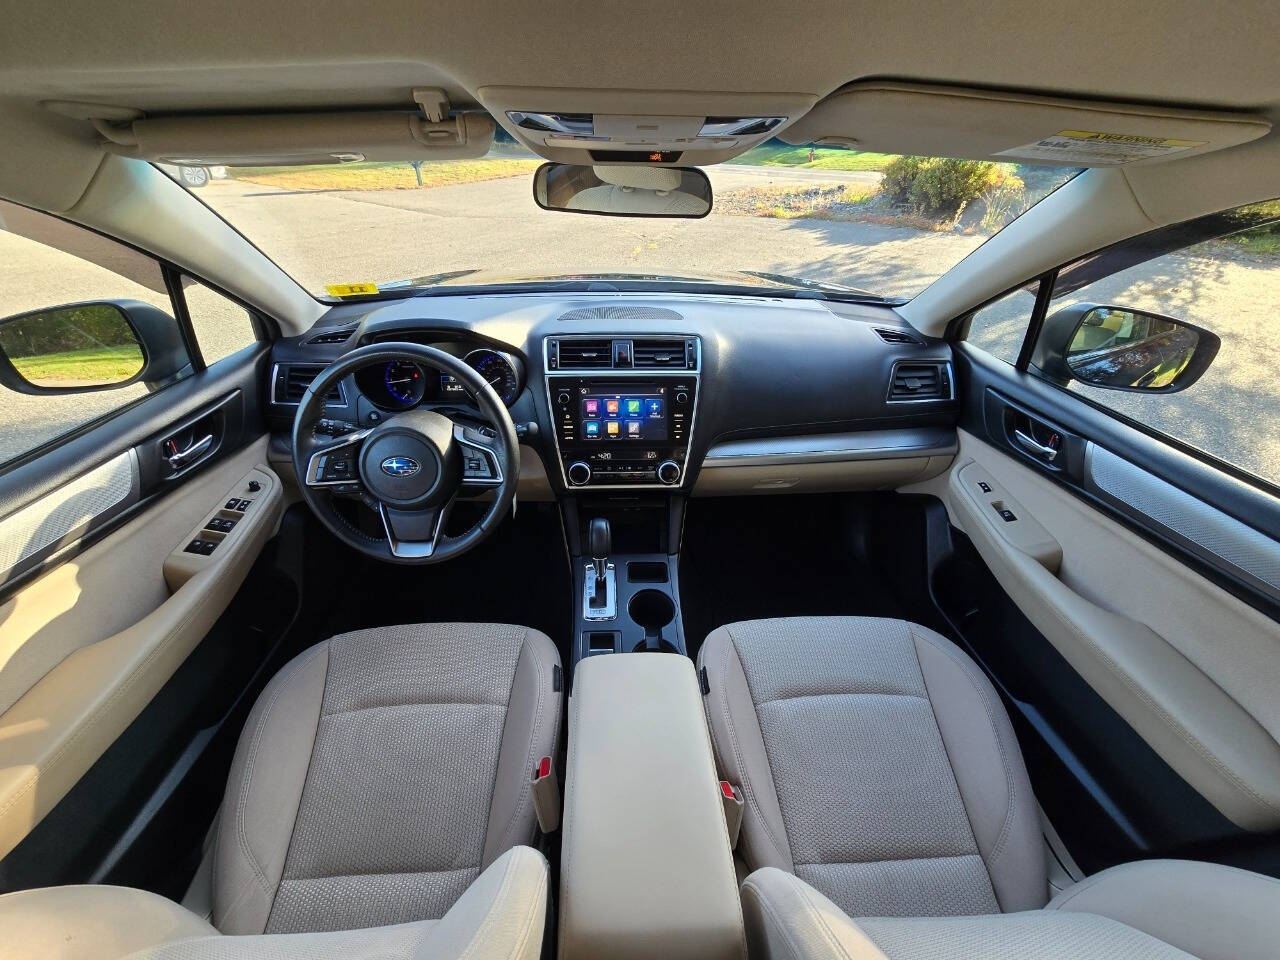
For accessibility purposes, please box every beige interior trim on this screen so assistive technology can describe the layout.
[559,653,746,960]
[920,430,1280,829]
[780,81,1270,166]
[0,439,283,858]
[114,111,494,166]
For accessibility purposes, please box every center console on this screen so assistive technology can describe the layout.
[545,335,699,489]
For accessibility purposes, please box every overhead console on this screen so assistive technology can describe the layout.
[545,335,699,489]
[478,87,816,165]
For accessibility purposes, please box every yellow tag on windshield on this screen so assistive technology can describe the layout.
[325,282,379,297]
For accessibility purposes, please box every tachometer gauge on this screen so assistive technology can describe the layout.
[464,349,521,406]
[382,360,426,408]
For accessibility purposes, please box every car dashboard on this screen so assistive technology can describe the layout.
[265,291,960,497]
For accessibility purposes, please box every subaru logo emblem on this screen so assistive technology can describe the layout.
[380,456,420,478]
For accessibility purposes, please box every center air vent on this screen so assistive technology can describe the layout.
[632,338,688,367]
[556,339,615,369]
[274,364,346,405]
[887,361,952,402]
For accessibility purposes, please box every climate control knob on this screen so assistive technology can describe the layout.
[567,461,592,486]
[657,460,682,485]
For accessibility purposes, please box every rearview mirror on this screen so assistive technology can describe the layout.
[0,300,191,395]
[533,163,712,218]
[1032,303,1219,393]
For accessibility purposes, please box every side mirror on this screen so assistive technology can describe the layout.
[532,163,712,218]
[0,300,191,395]
[1032,303,1219,393]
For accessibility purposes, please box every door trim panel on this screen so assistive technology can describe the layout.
[1086,445,1280,602]
[0,450,138,583]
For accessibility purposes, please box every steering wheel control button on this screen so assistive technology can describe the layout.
[567,461,592,486]
[657,460,682,485]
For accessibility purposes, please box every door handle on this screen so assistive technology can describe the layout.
[1014,429,1059,463]
[166,434,214,469]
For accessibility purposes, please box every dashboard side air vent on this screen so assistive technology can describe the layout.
[556,339,615,369]
[307,327,356,345]
[874,327,922,345]
[887,361,952,402]
[632,338,688,368]
[274,364,346,405]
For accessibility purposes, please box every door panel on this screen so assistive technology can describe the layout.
[945,427,1280,831]
[0,352,285,861]
[925,343,1280,851]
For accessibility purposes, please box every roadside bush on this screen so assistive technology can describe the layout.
[978,167,1028,231]
[881,156,1022,223]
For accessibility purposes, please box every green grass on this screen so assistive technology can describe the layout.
[11,345,143,385]
[733,143,899,172]
[229,158,541,192]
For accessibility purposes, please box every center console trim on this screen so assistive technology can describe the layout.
[543,335,702,490]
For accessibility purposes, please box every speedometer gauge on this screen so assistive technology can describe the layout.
[382,360,426,408]
[464,349,521,406]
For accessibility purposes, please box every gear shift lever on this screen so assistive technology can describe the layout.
[585,518,615,615]
[589,517,611,588]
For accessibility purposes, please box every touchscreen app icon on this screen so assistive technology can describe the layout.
[627,421,640,436]
[646,399,663,417]
[605,399,620,415]
[626,398,642,415]
[584,399,599,416]
[584,420,600,437]
[606,421,620,435]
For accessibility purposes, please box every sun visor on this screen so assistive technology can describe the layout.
[780,82,1270,167]
[91,110,494,165]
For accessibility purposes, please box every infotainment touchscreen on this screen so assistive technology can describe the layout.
[578,385,667,441]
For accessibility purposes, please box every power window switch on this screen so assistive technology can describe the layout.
[185,539,216,556]
[206,517,237,533]
[233,499,251,512]
[998,509,1017,522]
[224,498,241,510]
[978,481,992,493]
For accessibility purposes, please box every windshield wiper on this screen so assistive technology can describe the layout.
[738,271,902,303]
[378,268,483,290]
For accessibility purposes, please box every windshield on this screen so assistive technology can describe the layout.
[170,139,1078,301]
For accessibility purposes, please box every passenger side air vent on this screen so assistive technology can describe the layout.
[632,338,688,368]
[274,364,345,405]
[874,327,922,345]
[307,327,356,345]
[887,361,952,402]
[556,339,615,369]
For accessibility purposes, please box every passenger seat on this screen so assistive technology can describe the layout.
[699,616,1280,959]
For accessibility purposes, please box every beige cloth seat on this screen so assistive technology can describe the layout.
[699,616,1280,959]
[740,858,1280,960]
[1,622,562,959]
[698,616,1045,918]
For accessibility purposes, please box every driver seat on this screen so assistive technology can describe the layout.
[1,622,563,958]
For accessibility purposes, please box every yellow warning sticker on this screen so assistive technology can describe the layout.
[324,282,380,297]
[996,130,1208,165]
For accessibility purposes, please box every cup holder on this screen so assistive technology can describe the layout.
[628,589,677,653]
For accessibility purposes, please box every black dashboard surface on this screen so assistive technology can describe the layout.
[267,291,958,492]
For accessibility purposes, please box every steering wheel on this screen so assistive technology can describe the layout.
[292,342,520,564]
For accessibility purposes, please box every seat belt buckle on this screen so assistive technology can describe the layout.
[532,755,560,833]
[720,780,744,848]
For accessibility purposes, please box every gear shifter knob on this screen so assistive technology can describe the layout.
[589,518,611,582]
